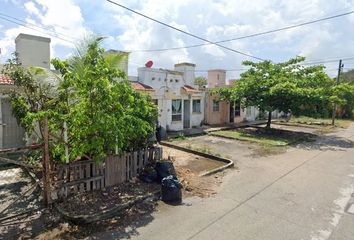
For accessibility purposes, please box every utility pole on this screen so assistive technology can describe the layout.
[332,59,344,125]
[42,117,51,206]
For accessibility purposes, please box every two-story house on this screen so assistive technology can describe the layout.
[134,63,205,136]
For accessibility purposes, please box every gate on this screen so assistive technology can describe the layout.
[1,98,26,149]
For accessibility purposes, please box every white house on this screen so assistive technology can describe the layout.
[0,33,51,149]
[135,63,204,135]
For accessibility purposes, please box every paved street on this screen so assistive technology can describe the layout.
[95,124,354,240]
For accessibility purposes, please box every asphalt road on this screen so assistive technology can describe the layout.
[97,124,354,240]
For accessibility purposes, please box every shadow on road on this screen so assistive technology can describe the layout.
[296,134,354,151]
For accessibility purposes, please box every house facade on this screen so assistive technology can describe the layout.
[0,33,51,149]
[135,63,204,135]
[205,69,259,125]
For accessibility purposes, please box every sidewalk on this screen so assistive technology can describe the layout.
[167,120,269,138]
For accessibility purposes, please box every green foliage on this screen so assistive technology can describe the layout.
[2,38,157,163]
[194,76,207,89]
[1,54,58,138]
[341,69,354,84]
[215,56,354,126]
[51,38,157,162]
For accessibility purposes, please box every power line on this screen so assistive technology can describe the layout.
[120,9,354,53]
[302,57,354,65]
[0,15,75,44]
[106,0,265,61]
[0,12,78,42]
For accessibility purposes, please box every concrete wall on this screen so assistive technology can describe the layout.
[205,93,230,125]
[15,33,51,69]
[138,66,204,132]
[174,63,196,87]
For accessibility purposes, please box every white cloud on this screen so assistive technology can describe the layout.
[0,0,90,63]
[2,0,354,78]
[24,2,40,16]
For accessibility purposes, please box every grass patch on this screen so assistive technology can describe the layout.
[212,130,288,146]
[290,116,352,129]
[169,133,188,142]
[211,127,315,146]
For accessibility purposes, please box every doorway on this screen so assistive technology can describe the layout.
[183,100,190,129]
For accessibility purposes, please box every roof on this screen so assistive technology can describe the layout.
[174,62,196,67]
[139,67,184,76]
[208,69,226,73]
[181,85,201,93]
[15,33,51,43]
[130,81,154,92]
[0,75,14,85]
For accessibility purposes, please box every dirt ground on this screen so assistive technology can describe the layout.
[162,146,226,198]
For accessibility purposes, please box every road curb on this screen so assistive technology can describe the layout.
[160,141,234,177]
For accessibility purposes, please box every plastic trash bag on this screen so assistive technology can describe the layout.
[161,175,182,203]
[155,161,177,182]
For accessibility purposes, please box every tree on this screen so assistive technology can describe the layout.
[194,76,207,89]
[341,69,354,84]
[3,38,157,163]
[1,53,59,140]
[51,37,157,162]
[215,56,347,128]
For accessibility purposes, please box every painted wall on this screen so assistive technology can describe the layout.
[137,65,204,132]
[15,33,51,69]
[207,70,227,88]
[174,63,196,87]
[205,93,230,125]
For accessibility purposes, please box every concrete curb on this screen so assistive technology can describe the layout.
[160,141,234,177]
[208,132,289,146]
[54,190,161,225]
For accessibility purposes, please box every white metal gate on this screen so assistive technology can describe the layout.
[1,99,26,149]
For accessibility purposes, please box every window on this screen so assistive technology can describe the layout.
[193,99,201,113]
[153,99,158,106]
[234,102,241,116]
[172,99,182,121]
[213,100,220,112]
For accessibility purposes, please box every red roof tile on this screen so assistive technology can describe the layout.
[181,85,201,93]
[0,75,13,85]
[130,81,154,91]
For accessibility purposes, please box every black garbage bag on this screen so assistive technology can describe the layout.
[155,161,177,182]
[161,175,182,203]
[139,165,158,183]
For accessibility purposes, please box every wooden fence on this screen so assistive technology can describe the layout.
[55,147,162,198]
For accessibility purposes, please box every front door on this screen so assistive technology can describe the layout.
[183,100,190,129]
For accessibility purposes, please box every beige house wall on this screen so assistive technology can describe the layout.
[205,94,230,125]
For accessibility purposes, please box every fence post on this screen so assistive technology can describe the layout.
[42,116,51,206]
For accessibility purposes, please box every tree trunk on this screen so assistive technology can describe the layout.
[266,111,272,128]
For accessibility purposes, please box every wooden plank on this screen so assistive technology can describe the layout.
[144,149,148,167]
[120,154,125,183]
[79,164,84,192]
[105,156,110,187]
[132,151,138,177]
[86,163,91,191]
[92,163,96,190]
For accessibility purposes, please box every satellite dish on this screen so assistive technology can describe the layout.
[145,60,153,68]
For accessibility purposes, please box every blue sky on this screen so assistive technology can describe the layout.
[1,0,354,78]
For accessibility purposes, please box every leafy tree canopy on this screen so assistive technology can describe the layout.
[2,38,157,162]
[214,56,353,127]
[194,76,207,89]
